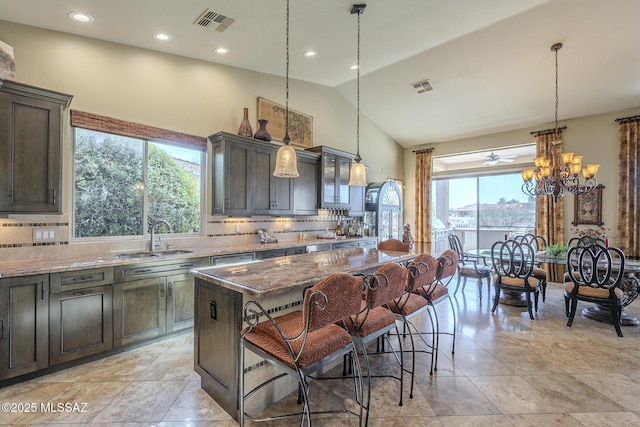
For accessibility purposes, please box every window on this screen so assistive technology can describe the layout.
[72,112,205,239]
[431,145,536,251]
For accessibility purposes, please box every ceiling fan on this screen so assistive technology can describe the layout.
[483,151,516,165]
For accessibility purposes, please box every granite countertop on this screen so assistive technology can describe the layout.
[191,247,416,298]
[0,236,376,279]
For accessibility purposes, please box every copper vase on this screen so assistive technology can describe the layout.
[237,108,253,137]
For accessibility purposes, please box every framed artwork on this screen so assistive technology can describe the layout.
[572,184,604,226]
[257,97,313,148]
[0,40,16,81]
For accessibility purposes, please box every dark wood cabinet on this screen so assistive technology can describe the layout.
[0,80,72,213]
[0,274,49,380]
[294,153,319,215]
[256,246,306,259]
[253,145,293,215]
[306,146,364,212]
[210,131,320,216]
[113,258,208,347]
[49,268,114,365]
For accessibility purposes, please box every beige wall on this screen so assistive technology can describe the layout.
[0,21,403,259]
[404,106,640,246]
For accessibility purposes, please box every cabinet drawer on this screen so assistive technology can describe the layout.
[50,267,114,293]
[116,257,208,282]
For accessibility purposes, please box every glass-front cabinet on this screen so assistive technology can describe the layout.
[307,146,354,209]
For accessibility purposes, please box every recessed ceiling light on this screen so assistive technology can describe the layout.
[304,51,316,57]
[214,47,229,54]
[68,11,94,23]
[153,32,172,41]
[350,64,359,70]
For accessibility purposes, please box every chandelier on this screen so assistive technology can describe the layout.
[521,43,599,202]
[348,4,368,186]
[273,0,299,178]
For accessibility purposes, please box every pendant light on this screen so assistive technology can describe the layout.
[348,4,368,186]
[273,0,299,178]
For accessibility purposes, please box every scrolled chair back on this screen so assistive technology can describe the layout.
[377,238,410,252]
[366,262,410,308]
[566,244,626,290]
[491,239,536,279]
[566,236,605,249]
[303,272,364,332]
[448,234,464,257]
[513,233,547,252]
[436,249,458,287]
[408,253,439,290]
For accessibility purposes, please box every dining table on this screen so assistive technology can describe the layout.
[471,247,640,325]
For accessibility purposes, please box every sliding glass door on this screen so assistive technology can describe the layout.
[432,172,535,252]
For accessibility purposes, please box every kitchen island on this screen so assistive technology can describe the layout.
[190,247,416,420]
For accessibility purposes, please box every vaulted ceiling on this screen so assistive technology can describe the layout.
[1,0,639,147]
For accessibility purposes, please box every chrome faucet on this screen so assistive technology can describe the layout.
[150,219,172,252]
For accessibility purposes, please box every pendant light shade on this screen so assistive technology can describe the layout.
[348,4,367,187]
[273,0,299,178]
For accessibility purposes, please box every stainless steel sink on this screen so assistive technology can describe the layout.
[113,249,193,259]
[155,249,193,256]
[113,252,161,259]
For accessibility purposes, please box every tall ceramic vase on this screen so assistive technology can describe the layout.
[237,108,253,138]
[253,119,272,142]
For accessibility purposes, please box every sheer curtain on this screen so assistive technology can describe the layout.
[414,148,433,252]
[616,117,640,257]
[533,130,564,281]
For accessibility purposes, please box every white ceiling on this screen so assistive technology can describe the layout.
[1,0,639,148]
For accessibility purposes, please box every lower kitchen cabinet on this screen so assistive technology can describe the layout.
[113,257,208,347]
[0,274,49,380]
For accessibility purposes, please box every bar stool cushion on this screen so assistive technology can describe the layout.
[391,293,428,317]
[346,302,396,337]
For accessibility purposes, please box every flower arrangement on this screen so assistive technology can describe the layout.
[571,226,610,241]
[545,243,569,258]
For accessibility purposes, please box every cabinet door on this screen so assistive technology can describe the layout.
[349,185,365,216]
[212,140,252,215]
[0,275,49,380]
[294,156,318,215]
[321,154,337,206]
[336,156,352,206]
[253,146,293,215]
[113,277,167,347]
[0,92,63,213]
[49,284,113,365]
[166,273,194,333]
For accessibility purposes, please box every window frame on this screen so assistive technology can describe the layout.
[70,111,207,241]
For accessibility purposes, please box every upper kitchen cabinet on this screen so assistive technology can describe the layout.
[209,132,319,216]
[0,80,72,213]
[306,146,364,213]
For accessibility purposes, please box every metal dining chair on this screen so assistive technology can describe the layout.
[448,234,492,299]
[564,244,626,337]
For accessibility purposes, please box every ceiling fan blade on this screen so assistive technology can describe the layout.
[484,160,498,165]
[498,158,514,162]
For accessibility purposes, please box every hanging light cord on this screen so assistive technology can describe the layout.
[283,0,291,145]
[355,8,361,161]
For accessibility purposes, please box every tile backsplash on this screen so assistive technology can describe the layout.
[0,213,349,262]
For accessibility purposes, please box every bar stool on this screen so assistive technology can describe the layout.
[343,262,411,425]
[240,272,365,427]
[378,238,410,252]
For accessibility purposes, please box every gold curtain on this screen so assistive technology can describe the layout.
[414,148,433,252]
[616,118,640,257]
[534,130,564,281]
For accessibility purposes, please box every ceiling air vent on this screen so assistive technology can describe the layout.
[411,79,433,94]
[193,9,236,32]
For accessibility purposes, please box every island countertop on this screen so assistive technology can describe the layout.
[191,247,416,298]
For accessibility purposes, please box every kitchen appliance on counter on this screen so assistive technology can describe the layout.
[364,181,403,241]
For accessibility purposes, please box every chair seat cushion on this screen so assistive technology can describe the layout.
[243,310,353,370]
[564,282,624,299]
[459,264,491,276]
[533,267,547,280]
[345,304,396,339]
[492,274,540,288]
[390,292,428,317]
[415,283,448,303]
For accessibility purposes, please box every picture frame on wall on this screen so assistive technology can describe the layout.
[257,97,313,148]
[572,184,604,226]
[0,40,16,81]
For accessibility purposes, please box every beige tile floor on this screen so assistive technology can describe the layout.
[2,278,640,426]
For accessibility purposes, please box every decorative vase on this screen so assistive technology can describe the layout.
[253,119,272,142]
[237,108,253,138]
